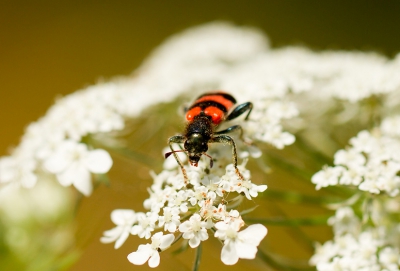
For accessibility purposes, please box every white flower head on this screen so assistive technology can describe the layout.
[131,212,159,239]
[158,206,181,233]
[214,220,267,265]
[379,247,400,270]
[327,207,361,236]
[310,226,400,271]
[188,185,217,207]
[311,166,343,190]
[312,129,400,196]
[381,116,400,138]
[168,190,189,213]
[222,163,267,200]
[127,232,175,268]
[334,148,366,169]
[0,155,37,189]
[8,21,400,270]
[100,209,137,249]
[44,140,112,196]
[178,213,209,248]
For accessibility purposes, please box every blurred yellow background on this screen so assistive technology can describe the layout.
[1,1,400,270]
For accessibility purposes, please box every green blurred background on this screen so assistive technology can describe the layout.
[1,1,400,270]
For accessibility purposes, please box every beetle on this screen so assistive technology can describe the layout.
[165,91,253,181]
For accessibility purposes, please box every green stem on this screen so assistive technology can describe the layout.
[126,117,168,149]
[263,151,315,183]
[257,249,316,271]
[192,243,202,271]
[260,190,342,205]
[245,215,330,226]
[101,145,158,168]
[240,205,259,216]
[171,233,183,247]
[365,95,383,128]
[264,196,316,252]
[265,152,354,197]
[294,136,333,166]
[226,195,244,209]
[88,134,159,168]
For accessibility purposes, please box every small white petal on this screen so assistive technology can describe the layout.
[221,241,239,265]
[183,231,194,240]
[178,221,191,232]
[111,209,136,225]
[44,153,70,173]
[148,252,161,268]
[100,227,122,244]
[56,163,81,187]
[115,230,130,249]
[57,162,92,195]
[84,149,113,174]
[235,242,258,259]
[159,234,175,250]
[198,230,209,241]
[167,223,177,233]
[127,250,150,265]
[73,175,93,196]
[238,224,267,246]
[189,236,200,248]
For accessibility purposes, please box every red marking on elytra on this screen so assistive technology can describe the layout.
[204,106,224,124]
[186,107,202,121]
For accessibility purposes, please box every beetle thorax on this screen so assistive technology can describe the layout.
[184,115,213,166]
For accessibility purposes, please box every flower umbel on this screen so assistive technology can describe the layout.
[103,143,268,266]
[312,128,400,196]
[3,20,400,271]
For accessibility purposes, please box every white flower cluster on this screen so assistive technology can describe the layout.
[101,145,268,267]
[5,22,400,196]
[0,22,298,195]
[381,115,400,138]
[0,86,124,195]
[311,231,400,271]
[137,22,299,150]
[310,205,400,271]
[311,127,400,196]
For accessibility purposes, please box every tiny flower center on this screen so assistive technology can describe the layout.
[226,227,238,239]
[191,221,201,232]
[151,238,161,250]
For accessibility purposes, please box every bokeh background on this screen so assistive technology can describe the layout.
[1,1,400,270]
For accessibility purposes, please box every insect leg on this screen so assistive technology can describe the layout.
[210,135,244,180]
[215,125,243,137]
[215,124,255,148]
[225,102,253,121]
[168,135,188,181]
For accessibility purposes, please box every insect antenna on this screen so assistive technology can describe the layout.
[202,153,214,168]
[164,149,187,159]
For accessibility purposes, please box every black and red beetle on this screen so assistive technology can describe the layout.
[165,91,253,181]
